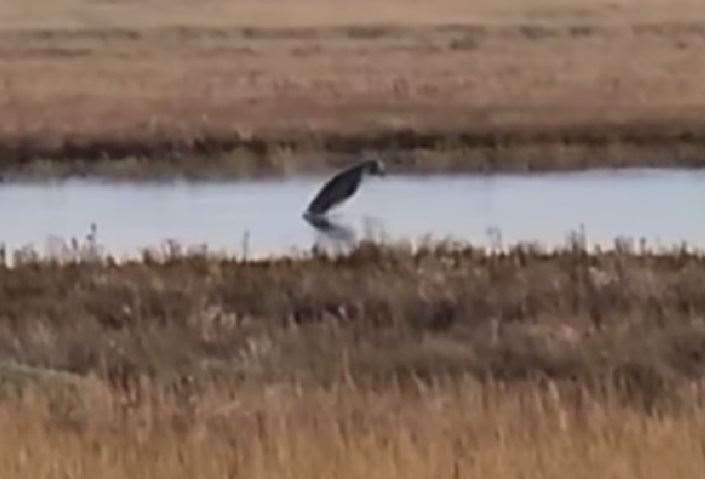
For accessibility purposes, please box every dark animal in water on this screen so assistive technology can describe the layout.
[303,160,385,217]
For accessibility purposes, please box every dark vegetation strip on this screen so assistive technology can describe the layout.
[4,121,705,172]
[2,243,705,405]
[5,20,705,42]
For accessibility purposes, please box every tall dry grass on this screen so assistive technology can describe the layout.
[2,375,705,478]
[2,244,705,475]
[2,243,705,394]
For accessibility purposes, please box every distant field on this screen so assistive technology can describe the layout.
[2,0,705,175]
[5,0,705,29]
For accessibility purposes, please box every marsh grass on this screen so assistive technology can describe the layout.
[2,242,705,475]
[3,242,705,394]
[7,138,705,180]
[3,370,705,478]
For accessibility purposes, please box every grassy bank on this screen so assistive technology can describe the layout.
[3,243,705,393]
[2,243,705,476]
[3,0,705,176]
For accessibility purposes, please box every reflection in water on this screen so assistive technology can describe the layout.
[361,215,390,245]
[303,214,356,253]
[303,214,390,254]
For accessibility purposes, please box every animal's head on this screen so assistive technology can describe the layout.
[365,159,386,176]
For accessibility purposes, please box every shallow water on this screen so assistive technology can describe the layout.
[2,169,704,259]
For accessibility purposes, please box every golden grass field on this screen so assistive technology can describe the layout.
[2,0,705,175]
[2,244,705,477]
[4,377,705,478]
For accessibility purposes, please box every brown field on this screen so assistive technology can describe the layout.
[2,243,705,476]
[3,0,705,176]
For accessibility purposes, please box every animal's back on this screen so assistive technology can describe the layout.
[306,166,363,215]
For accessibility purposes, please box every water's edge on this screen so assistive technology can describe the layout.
[2,169,704,261]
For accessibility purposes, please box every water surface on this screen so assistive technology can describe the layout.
[2,169,704,259]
